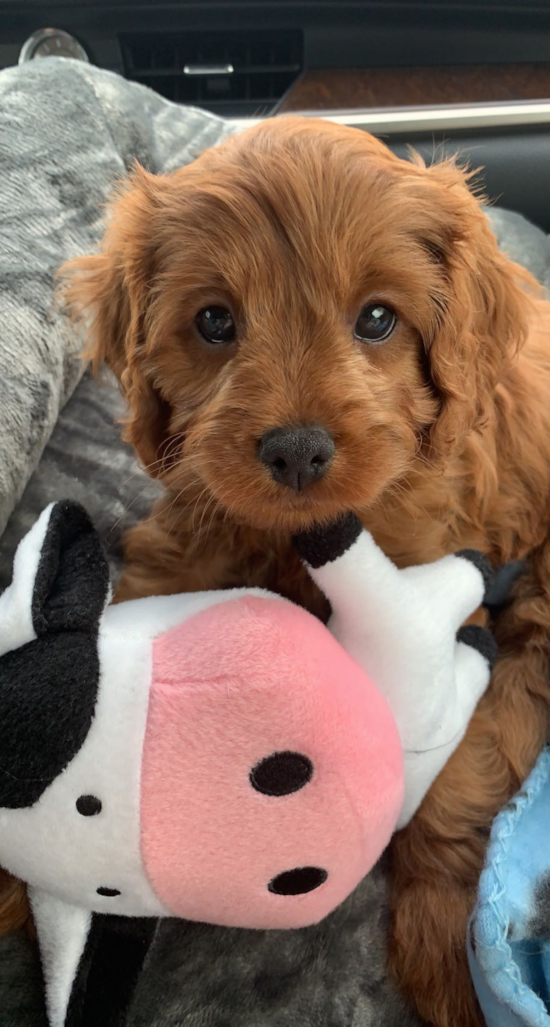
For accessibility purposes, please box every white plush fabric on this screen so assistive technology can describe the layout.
[104,585,279,640]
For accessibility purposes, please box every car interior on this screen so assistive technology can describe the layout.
[1,0,550,231]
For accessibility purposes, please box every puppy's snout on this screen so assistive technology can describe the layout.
[258,426,335,492]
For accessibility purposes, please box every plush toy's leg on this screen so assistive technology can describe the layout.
[294,514,403,637]
[30,888,91,1027]
[396,633,494,830]
[294,516,493,654]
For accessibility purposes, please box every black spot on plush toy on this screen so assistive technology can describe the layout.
[0,501,496,1027]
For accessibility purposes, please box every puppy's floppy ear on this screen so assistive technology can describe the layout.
[60,164,173,471]
[409,156,539,455]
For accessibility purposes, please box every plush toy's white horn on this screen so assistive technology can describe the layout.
[294,514,496,660]
[0,503,56,657]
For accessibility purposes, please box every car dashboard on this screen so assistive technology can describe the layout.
[1,0,550,229]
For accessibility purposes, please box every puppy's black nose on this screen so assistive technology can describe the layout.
[258,426,335,491]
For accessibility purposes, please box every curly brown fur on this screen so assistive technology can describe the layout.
[6,118,550,1026]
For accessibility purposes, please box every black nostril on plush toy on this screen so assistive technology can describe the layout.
[268,867,328,895]
[258,426,335,491]
[250,751,313,796]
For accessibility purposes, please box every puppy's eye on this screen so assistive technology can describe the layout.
[196,306,236,345]
[354,304,396,344]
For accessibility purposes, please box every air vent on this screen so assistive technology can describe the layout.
[120,30,303,117]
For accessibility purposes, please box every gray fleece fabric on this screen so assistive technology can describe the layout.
[0,57,230,538]
[1,56,550,1027]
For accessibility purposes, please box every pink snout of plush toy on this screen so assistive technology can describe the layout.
[141,595,404,929]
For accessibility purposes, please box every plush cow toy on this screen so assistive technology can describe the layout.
[0,501,496,1027]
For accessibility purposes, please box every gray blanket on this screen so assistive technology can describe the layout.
[1,56,550,1027]
[0,57,230,538]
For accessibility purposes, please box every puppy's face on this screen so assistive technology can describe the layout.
[63,118,528,533]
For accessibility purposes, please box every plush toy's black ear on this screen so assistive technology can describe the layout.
[32,500,110,636]
[0,502,110,808]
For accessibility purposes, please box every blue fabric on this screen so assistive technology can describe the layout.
[469,748,550,1026]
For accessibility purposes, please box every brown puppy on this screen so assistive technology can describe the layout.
[15,117,550,1024]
